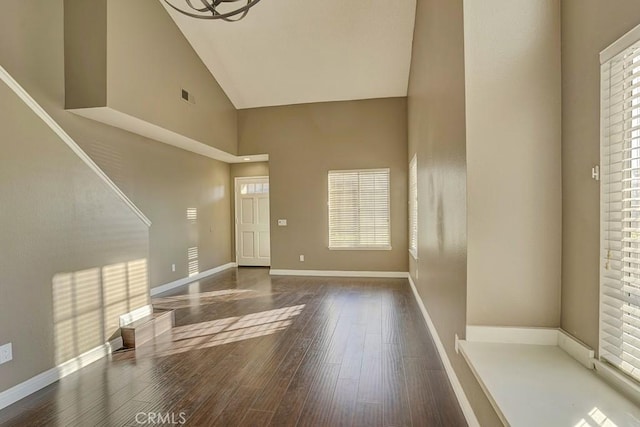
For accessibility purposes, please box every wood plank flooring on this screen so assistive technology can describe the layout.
[0,267,466,426]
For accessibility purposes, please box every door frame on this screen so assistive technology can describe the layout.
[234,176,271,266]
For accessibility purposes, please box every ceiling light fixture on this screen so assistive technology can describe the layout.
[163,0,263,21]
[243,157,251,161]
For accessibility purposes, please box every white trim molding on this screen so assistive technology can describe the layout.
[0,337,122,411]
[465,325,559,346]
[69,107,268,164]
[119,304,153,327]
[601,22,640,64]
[407,275,480,427]
[557,330,595,370]
[269,269,409,279]
[0,66,151,227]
[594,359,640,406]
[150,262,237,296]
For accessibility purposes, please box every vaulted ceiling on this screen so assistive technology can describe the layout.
[160,0,417,109]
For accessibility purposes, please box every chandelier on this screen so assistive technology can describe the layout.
[164,0,263,21]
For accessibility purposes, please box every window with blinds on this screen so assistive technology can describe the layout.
[328,168,391,250]
[409,156,418,259]
[601,36,640,383]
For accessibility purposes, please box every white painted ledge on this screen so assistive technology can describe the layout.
[465,325,595,369]
[269,269,409,278]
[459,341,640,427]
[466,325,559,346]
[69,107,268,164]
[150,262,237,296]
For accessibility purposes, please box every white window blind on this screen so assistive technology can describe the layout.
[601,37,640,383]
[328,168,391,250]
[409,156,418,259]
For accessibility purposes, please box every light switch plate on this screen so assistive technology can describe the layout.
[278,219,287,226]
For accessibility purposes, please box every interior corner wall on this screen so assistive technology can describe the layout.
[464,0,562,328]
[238,99,408,272]
[561,0,640,350]
[407,0,501,424]
[1,0,233,291]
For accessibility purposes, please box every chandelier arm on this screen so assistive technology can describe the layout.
[164,0,262,20]
[163,1,213,18]
[212,0,262,19]
[220,6,249,21]
[185,0,210,12]
[196,0,217,14]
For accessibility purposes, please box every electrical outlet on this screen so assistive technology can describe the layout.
[299,255,305,262]
[454,334,459,354]
[172,264,176,272]
[0,343,13,365]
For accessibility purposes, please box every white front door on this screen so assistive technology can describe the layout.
[235,177,271,266]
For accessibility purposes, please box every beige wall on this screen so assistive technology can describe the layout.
[64,0,107,108]
[407,0,501,424]
[0,79,149,392]
[562,0,640,349]
[65,0,238,154]
[238,99,408,272]
[230,162,270,259]
[465,0,562,327]
[85,135,233,288]
[1,0,233,290]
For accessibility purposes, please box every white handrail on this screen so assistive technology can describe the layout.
[0,65,152,227]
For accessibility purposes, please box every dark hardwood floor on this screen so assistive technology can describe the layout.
[0,268,466,426]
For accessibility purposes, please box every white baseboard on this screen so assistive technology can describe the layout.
[0,336,121,411]
[269,269,409,278]
[119,304,152,327]
[407,275,480,427]
[557,330,595,369]
[150,262,237,296]
[466,325,559,345]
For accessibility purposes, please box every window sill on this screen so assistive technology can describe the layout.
[459,340,640,426]
[328,246,392,251]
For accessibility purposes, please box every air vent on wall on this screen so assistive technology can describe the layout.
[181,88,195,104]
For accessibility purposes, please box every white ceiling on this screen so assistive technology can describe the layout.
[160,0,417,109]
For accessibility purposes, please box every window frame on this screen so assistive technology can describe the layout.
[327,168,392,251]
[409,155,418,260]
[599,23,640,387]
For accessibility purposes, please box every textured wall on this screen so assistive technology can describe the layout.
[0,79,149,392]
[1,0,233,290]
[239,99,408,272]
[465,0,562,327]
